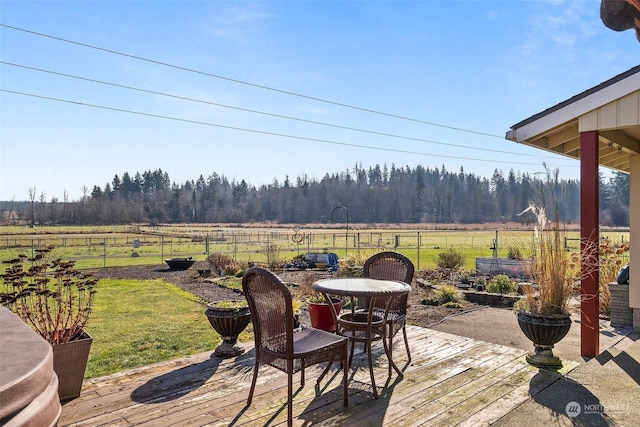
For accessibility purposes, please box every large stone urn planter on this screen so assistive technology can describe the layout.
[516,311,571,368]
[205,301,251,358]
[52,331,93,402]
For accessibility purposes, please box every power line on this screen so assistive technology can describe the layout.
[1,61,537,157]
[1,23,504,139]
[2,88,573,167]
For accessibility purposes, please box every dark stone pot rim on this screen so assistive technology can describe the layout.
[516,310,572,321]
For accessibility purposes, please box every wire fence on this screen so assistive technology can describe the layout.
[0,227,630,272]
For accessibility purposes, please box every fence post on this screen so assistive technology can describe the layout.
[103,238,107,269]
[417,232,421,270]
[233,234,238,261]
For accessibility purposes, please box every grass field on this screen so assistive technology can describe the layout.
[0,224,630,272]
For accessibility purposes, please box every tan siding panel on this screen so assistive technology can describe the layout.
[618,91,640,128]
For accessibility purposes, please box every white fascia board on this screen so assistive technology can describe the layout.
[507,73,640,143]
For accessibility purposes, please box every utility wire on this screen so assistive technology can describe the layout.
[1,23,503,139]
[1,61,536,157]
[2,88,571,167]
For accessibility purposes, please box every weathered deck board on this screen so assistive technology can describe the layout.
[59,326,562,427]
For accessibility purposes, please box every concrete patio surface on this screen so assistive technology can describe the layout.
[427,305,633,364]
[492,333,640,426]
[430,306,639,426]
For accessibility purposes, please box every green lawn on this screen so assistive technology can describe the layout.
[85,278,233,378]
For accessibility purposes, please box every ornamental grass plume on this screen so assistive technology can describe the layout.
[519,166,627,317]
[517,165,578,316]
[525,219,578,315]
[0,246,97,344]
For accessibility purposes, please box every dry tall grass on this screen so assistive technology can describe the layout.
[524,225,577,315]
[597,238,630,315]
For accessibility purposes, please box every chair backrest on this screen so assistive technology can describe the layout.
[242,267,294,356]
[363,251,414,284]
[363,251,414,312]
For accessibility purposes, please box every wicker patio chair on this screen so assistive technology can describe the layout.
[242,267,349,426]
[362,251,414,372]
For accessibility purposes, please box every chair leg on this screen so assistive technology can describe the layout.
[387,327,393,378]
[385,324,404,377]
[287,361,293,427]
[403,324,411,363]
[342,346,349,406]
[317,359,334,384]
[366,337,378,399]
[247,361,259,405]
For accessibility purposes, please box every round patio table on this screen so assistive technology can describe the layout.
[312,277,411,398]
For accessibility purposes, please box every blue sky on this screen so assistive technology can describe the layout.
[1,0,638,201]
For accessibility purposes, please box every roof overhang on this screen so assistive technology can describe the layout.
[506,66,640,173]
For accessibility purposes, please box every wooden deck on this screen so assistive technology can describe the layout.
[59,326,574,426]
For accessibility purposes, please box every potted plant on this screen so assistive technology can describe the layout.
[205,300,251,358]
[514,166,580,368]
[292,273,342,332]
[0,247,97,401]
[306,294,342,332]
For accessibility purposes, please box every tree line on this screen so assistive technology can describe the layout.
[3,163,630,227]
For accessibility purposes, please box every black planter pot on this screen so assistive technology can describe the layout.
[165,257,196,271]
[517,311,572,368]
[205,302,251,358]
